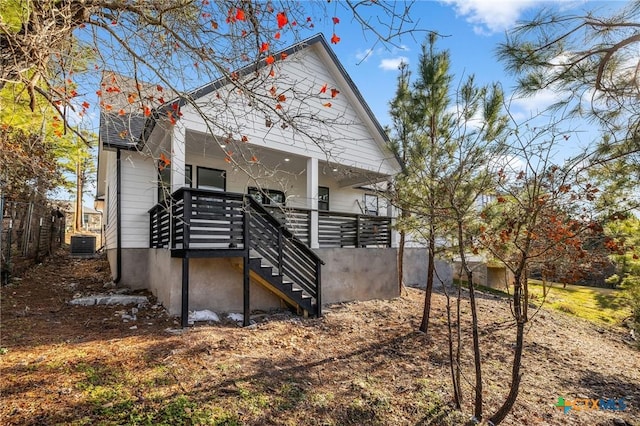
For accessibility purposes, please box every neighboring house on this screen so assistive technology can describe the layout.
[62,204,103,234]
[96,34,404,326]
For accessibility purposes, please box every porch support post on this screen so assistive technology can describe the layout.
[388,203,399,248]
[171,121,186,193]
[306,157,319,249]
[181,256,190,328]
[243,209,250,327]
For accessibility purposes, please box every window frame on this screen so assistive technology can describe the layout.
[196,166,226,192]
[318,186,329,211]
[248,186,286,206]
[364,193,378,216]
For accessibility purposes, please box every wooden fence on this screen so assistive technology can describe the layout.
[1,199,65,284]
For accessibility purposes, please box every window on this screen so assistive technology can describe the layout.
[248,187,285,206]
[157,165,171,204]
[197,167,226,191]
[364,194,378,216]
[185,164,192,188]
[318,186,329,211]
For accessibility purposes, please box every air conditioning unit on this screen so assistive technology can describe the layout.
[70,235,96,257]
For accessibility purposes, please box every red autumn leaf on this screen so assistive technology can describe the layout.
[274,31,281,40]
[118,109,125,116]
[280,52,288,60]
[269,69,275,77]
[320,83,327,94]
[269,86,277,97]
[251,155,258,163]
[156,85,163,92]
[307,17,312,22]
[497,196,506,203]
[127,93,136,104]
[241,30,247,37]
[260,42,269,52]
[277,94,286,102]
[105,104,112,111]
[96,90,102,97]
[241,135,249,142]
[277,12,288,28]
[331,88,340,98]
[265,55,274,65]
[332,17,340,24]
[171,103,179,111]
[158,97,165,104]
[211,21,218,29]
[144,106,151,117]
[81,101,90,109]
[331,33,340,44]
[159,152,171,168]
[225,156,232,164]
[236,8,245,21]
[323,102,332,108]
[275,103,282,110]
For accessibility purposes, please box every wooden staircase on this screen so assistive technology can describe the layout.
[231,256,315,317]
[243,197,323,318]
[149,188,323,327]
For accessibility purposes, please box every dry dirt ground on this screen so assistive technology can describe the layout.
[1,251,639,426]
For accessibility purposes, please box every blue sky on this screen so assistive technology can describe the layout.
[313,0,628,159]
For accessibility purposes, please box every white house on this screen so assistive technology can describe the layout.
[96,34,406,326]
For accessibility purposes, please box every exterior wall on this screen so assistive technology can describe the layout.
[452,261,514,290]
[402,248,453,289]
[314,248,399,304]
[120,151,157,248]
[106,248,151,289]
[102,149,157,251]
[104,150,117,249]
[109,246,402,316]
[178,45,398,177]
[145,250,284,316]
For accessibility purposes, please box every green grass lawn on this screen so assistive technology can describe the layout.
[528,279,631,326]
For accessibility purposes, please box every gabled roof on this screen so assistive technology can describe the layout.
[99,34,397,169]
[137,34,391,150]
[99,112,147,150]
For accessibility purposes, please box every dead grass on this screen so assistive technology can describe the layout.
[1,251,639,425]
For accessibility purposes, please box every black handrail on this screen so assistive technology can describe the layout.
[245,196,325,265]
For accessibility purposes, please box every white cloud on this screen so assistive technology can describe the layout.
[378,56,409,71]
[509,89,562,119]
[441,0,544,35]
[355,48,374,62]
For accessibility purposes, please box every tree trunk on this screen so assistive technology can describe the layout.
[443,279,461,408]
[457,221,482,420]
[487,320,525,425]
[398,229,406,294]
[488,271,527,425]
[419,226,436,334]
[74,160,83,233]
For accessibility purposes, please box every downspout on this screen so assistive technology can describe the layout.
[114,148,122,284]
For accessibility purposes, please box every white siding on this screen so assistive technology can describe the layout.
[104,150,117,249]
[102,149,157,250]
[178,44,399,177]
[120,151,157,248]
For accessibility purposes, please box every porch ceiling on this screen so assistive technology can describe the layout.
[184,130,392,187]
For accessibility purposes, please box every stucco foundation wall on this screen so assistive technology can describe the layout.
[106,248,151,290]
[145,251,282,316]
[314,248,398,304]
[402,248,452,289]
